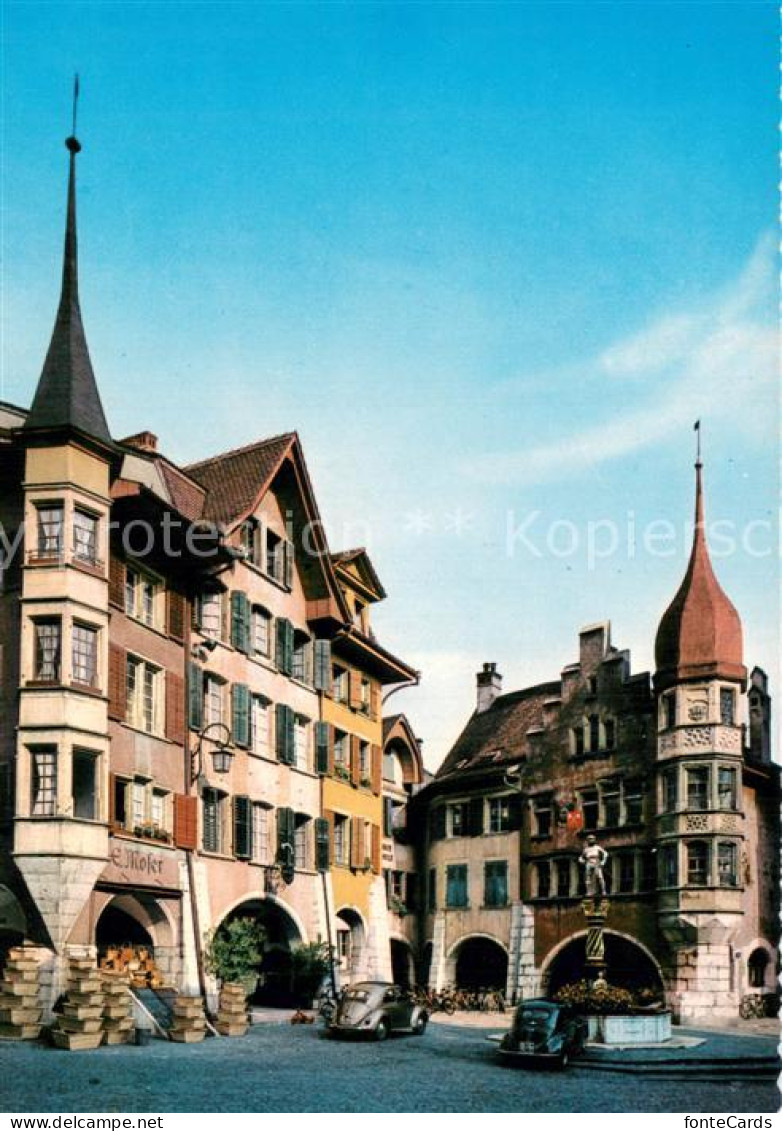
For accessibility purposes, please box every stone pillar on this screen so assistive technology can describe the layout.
[428,913,448,991]
[507,902,537,1003]
[582,898,610,984]
[669,944,736,1022]
[365,876,392,981]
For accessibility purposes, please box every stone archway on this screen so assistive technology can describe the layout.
[0,886,27,974]
[448,935,508,992]
[216,897,304,1007]
[335,906,367,984]
[94,893,177,986]
[541,930,665,996]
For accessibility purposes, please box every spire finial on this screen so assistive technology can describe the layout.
[694,418,702,467]
[66,73,81,154]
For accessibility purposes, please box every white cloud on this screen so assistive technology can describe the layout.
[464,233,777,486]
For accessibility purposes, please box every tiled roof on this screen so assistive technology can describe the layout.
[185,433,295,526]
[436,681,559,780]
[157,460,207,522]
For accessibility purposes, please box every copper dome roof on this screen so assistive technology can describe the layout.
[654,462,745,690]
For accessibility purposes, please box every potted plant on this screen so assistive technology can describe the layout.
[389,895,407,918]
[290,942,331,1008]
[204,917,266,997]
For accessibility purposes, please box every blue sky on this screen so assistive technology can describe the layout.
[2,2,777,766]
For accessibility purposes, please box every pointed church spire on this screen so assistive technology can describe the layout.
[24,80,111,444]
[654,436,745,690]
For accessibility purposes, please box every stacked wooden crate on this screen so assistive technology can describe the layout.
[0,948,42,1041]
[215,984,248,1037]
[101,976,134,1045]
[168,995,206,1043]
[51,958,104,1051]
[99,946,164,989]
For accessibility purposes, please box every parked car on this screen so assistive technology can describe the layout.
[325,981,428,1041]
[497,998,588,1068]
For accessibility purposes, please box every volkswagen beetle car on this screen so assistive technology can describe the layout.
[325,981,428,1041]
[497,998,587,1068]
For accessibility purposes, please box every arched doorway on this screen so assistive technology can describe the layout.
[543,931,664,996]
[335,907,366,983]
[220,898,303,1007]
[454,937,508,991]
[390,938,415,988]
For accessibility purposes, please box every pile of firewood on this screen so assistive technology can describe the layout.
[99,946,164,989]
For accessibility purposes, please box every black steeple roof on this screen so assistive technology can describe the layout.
[24,132,111,444]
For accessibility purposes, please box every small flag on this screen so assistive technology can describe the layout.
[566,809,584,832]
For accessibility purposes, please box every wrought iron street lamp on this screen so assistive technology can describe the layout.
[191,721,233,782]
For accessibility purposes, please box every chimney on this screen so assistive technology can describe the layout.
[121,431,159,453]
[476,662,502,714]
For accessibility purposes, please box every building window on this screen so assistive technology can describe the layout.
[30,747,57,816]
[125,567,161,629]
[73,509,99,564]
[659,843,678,888]
[686,840,709,886]
[536,860,551,898]
[572,726,585,756]
[428,867,437,911]
[203,675,224,728]
[35,504,63,559]
[581,788,599,830]
[604,718,616,750]
[132,779,148,828]
[72,748,98,821]
[661,767,678,813]
[720,688,736,726]
[640,850,656,892]
[202,788,225,853]
[555,858,571,898]
[617,853,635,894]
[294,814,311,870]
[359,678,371,713]
[126,656,162,734]
[333,730,349,772]
[150,788,167,832]
[72,623,99,687]
[487,797,511,834]
[601,781,620,827]
[446,864,469,908]
[450,803,467,837]
[33,619,61,681]
[748,949,769,989]
[484,861,508,907]
[358,741,370,783]
[663,693,676,729]
[199,592,222,640]
[294,716,309,771]
[588,715,600,751]
[717,841,738,887]
[624,779,643,825]
[533,798,552,838]
[265,529,283,580]
[292,631,311,683]
[333,814,349,866]
[252,803,271,863]
[331,665,349,703]
[686,767,710,810]
[250,695,271,757]
[717,767,738,810]
[251,606,271,657]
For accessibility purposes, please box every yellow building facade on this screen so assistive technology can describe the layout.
[321,550,416,983]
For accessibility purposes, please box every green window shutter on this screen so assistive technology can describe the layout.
[231,592,250,654]
[315,721,330,774]
[285,706,295,764]
[275,704,286,760]
[507,793,523,831]
[188,662,204,730]
[315,817,330,871]
[314,639,332,691]
[234,795,252,859]
[232,684,250,747]
[276,618,292,675]
[277,807,295,860]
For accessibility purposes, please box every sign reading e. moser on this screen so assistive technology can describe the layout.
[102,837,180,890]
